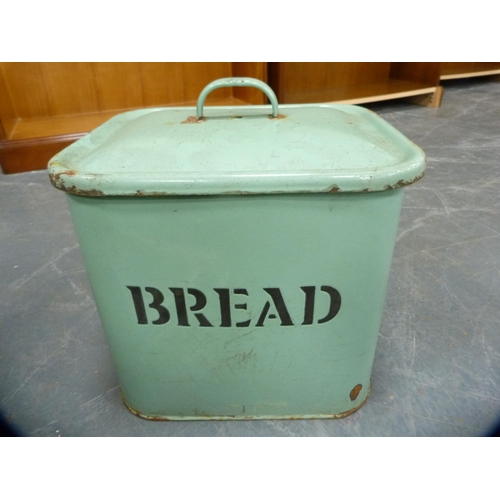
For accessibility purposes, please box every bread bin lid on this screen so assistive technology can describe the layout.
[48,77,426,196]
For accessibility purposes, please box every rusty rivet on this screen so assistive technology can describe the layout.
[350,384,363,401]
[182,116,205,124]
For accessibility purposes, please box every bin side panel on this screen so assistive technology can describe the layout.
[67,191,403,419]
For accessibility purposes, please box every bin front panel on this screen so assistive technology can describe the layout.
[67,190,403,419]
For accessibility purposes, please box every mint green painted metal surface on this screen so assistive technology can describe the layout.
[48,78,425,420]
[196,77,279,118]
[48,101,425,196]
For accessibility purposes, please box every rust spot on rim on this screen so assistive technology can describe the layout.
[49,169,105,196]
[122,386,370,421]
[65,187,105,197]
[384,173,425,190]
[49,169,77,185]
[135,190,166,197]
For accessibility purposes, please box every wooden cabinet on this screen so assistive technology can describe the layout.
[268,62,443,107]
[440,62,500,80]
[0,62,267,174]
[2,62,498,174]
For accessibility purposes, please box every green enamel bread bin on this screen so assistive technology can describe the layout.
[48,77,426,420]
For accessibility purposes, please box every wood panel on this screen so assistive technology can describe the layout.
[0,64,17,140]
[137,62,234,106]
[6,96,251,142]
[268,62,442,106]
[268,62,285,102]
[0,62,237,120]
[390,62,441,86]
[440,62,500,79]
[322,81,440,105]
[232,62,268,104]
[7,111,123,141]
[0,63,273,174]
[2,63,98,118]
[5,62,495,175]
[0,133,85,174]
[268,63,393,103]
[0,119,6,141]
[286,62,392,86]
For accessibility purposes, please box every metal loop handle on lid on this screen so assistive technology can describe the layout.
[196,77,279,119]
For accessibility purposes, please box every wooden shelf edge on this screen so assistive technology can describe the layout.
[1,132,86,149]
[0,133,85,174]
[440,69,500,80]
[0,97,259,174]
[326,86,439,105]
[4,97,253,142]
